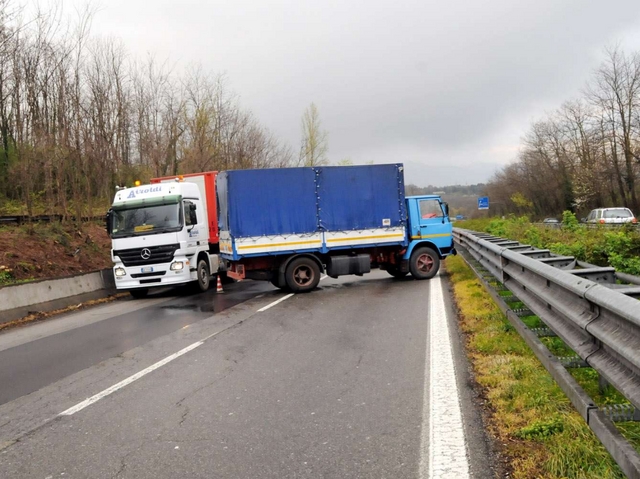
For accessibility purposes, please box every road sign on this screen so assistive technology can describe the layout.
[478,196,489,210]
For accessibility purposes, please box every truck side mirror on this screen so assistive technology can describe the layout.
[443,202,449,217]
[189,204,197,225]
[105,209,113,236]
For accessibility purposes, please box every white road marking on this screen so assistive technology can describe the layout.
[257,294,294,312]
[420,274,470,479]
[59,341,203,416]
[59,288,305,416]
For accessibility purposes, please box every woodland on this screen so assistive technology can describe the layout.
[485,47,640,219]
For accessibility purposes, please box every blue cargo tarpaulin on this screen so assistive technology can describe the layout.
[317,165,405,231]
[217,165,407,256]
[217,168,318,237]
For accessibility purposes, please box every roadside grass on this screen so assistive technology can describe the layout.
[0,266,14,285]
[447,254,629,478]
[457,215,640,275]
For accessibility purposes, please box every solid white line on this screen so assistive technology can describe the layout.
[420,274,470,479]
[257,293,294,312]
[59,341,203,416]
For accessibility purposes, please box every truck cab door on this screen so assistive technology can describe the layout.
[414,198,446,239]
[184,200,204,247]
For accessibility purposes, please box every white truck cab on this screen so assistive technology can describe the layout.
[107,173,220,298]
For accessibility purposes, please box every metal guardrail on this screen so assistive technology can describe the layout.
[453,227,640,478]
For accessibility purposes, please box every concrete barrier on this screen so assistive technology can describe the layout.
[0,269,116,324]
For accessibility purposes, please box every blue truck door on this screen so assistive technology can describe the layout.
[417,198,446,238]
[418,198,444,229]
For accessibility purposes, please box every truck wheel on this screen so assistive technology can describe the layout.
[270,274,286,289]
[386,267,408,279]
[409,247,440,280]
[196,258,211,292]
[285,257,321,293]
[130,288,149,299]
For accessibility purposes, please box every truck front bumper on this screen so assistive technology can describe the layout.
[113,257,195,290]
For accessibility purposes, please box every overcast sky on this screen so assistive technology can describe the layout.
[57,0,640,186]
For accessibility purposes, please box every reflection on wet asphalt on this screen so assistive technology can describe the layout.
[0,280,274,405]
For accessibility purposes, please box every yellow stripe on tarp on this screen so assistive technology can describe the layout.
[237,239,322,250]
[410,233,452,240]
[326,234,404,243]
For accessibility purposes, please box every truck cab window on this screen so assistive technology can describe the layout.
[184,201,197,226]
[419,199,443,219]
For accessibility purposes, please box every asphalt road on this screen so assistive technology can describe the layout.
[0,271,497,478]
[0,281,274,405]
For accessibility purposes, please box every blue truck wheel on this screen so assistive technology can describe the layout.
[409,247,440,280]
[285,257,321,293]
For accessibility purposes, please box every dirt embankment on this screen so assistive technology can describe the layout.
[0,222,112,285]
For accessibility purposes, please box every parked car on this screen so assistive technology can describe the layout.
[584,207,638,224]
[542,218,560,224]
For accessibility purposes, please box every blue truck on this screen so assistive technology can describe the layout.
[217,164,456,293]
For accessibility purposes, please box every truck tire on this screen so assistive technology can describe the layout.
[409,247,440,280]
[270,274,287,289]
[285,257,321,293]
[130,288,149,299]
[196,258,211,292]
[386,267,408,279]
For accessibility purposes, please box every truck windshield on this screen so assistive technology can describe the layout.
[110,204,182,238]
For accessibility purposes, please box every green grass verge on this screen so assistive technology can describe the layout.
[457,214,640,275]
[447,254,638,478]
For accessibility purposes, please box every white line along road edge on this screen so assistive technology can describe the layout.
[420,273,470,479]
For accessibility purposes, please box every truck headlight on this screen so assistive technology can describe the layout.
[170,261,184,271]
[115,267,126,277]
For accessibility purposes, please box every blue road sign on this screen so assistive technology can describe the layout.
[478,196,489,210]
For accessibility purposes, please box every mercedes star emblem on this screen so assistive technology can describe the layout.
[140,248,151,260]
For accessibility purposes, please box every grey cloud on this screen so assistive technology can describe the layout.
[81,0,640,183]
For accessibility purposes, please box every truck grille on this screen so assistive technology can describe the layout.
[114,244,180,267]
[130,271,167,278]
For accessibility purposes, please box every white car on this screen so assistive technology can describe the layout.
[585,207,637,224]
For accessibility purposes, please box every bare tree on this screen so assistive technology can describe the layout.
[588,47,640,212]
[0,0,294,217]
[299,102,328,166]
